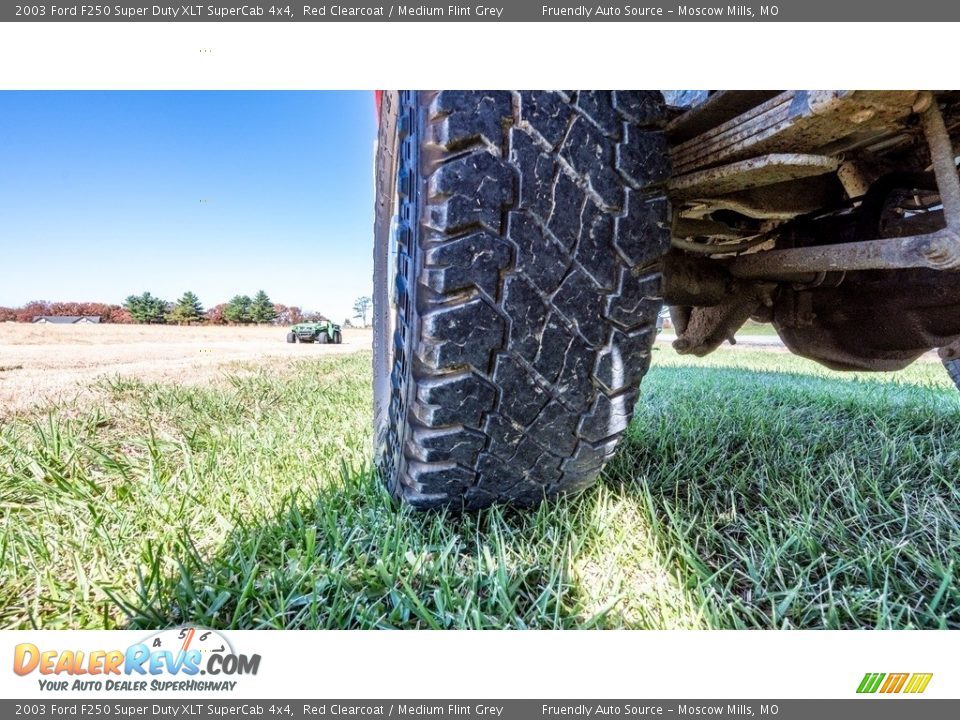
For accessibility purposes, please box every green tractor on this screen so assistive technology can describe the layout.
[287,321,342,345]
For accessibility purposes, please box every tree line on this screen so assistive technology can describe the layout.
[0,291,315,326]
[2,292,374,326]
[124,290,286,325]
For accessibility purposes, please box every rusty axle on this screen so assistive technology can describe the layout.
[728,96,960,280]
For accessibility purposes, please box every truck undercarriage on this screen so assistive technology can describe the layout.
[374,90,960,508]
[663,90,960,371]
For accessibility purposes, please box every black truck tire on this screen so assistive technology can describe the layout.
[286,332,296,344]
[374,91,671,509]
[945,358,960,390]
[318,332,329,344]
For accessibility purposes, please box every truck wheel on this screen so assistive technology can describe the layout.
[334,331,342,344]
[945,358,960,390]
[286,332,296,344]
[374,91,670,509]
[318,332,329,344]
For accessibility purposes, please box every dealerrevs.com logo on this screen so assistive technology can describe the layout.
[13,627,261,692]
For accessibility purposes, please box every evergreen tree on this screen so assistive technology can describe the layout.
[168,291,204,325]
[223,295,253,324]
[250,290,277,324]
[124,292,169,324]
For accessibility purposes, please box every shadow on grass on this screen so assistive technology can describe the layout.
[112,364,960,630]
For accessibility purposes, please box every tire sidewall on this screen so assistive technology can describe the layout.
[373,91,423,499]
[373,91,401,481]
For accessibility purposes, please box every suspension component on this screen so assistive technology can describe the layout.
[727,95,960,279]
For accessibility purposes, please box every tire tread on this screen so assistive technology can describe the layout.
[945,358,960,390]
[381,90,670,509]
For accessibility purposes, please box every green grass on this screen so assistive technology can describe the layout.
[734,321,781,337]
[1,348,958,629]
[662,320,780,337]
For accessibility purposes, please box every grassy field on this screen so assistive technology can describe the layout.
[1,335,958,630]
[660,320,781,338]
[0,323,371,416]
[734,321,781,337]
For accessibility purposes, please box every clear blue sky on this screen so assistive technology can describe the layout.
[0,91,377,324]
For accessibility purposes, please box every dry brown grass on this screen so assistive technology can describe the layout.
[0,323,372,417]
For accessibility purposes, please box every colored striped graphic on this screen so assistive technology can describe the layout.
[903,673,935,694]
[857,672,933,694]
